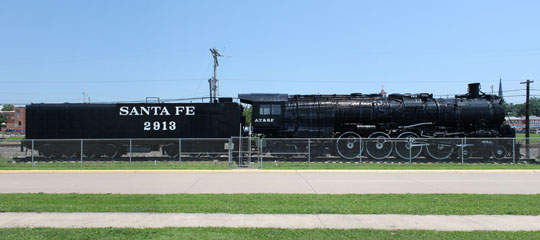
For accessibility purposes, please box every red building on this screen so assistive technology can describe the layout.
[1,107,25,135]
[505,116,540,133]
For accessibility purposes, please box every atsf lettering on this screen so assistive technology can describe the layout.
[254,118,274,123]
[119,106,195,116]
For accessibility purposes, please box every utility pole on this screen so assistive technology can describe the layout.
[208,48,223,103]
[520,79,534,158]
[82,92,90,104]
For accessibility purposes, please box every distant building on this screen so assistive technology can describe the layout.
[505,116,540,133]
[380,86,387,97]
[0,107,25,135]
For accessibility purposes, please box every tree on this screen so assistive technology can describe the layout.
[503,102,515,116]
[1,104,14,111]
[242,106,252,125]
[504,97,540,117]
[529,98,540,116]
[0,113,6,131]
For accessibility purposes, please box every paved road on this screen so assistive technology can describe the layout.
[1,212,539,231]
[1,170,539,194]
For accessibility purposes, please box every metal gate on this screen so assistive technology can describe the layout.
[229,137,261,168]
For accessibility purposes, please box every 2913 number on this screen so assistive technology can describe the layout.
[143,121,176,131]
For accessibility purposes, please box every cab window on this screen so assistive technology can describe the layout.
[259,104,271,115]
[271,104,281,115]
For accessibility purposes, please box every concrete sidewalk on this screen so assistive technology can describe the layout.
[1,171,539,194]
[0,212,539,231]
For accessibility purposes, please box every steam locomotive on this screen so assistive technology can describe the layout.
[238,83,514,160]
[22,83,514,160]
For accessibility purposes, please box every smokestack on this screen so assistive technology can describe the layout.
[468,83,480,98]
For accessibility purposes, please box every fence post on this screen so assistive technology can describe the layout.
[259,138,263,169]
[178,138,182,164]
[80,139,83,167]
[228,138,232,167]
[512,138,516,165]
[408,140,412,166]
[239,136,243,166]
[308,138,311,168]
[31,139,34,167]
[248,136,252,167]
[359,137,362,166]
[461,138,464,166]
[129,139,132,166]
[526,136,530,159]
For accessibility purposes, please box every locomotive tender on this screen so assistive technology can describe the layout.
[24,99,242,158]
[22,83,514,160]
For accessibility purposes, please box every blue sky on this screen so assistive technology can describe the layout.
[0,0,539,104]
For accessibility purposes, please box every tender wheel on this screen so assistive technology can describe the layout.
[62,144,79,158]
[394,132,422,159]
[103,144,119,159]
[336,131,362,159]
[163,143,179,158]
[63,149,78,158]
[39,144,54,158]
[51,144,64,158]
[84,144,103,158]
[366,132,392,159]
[425,140,455,160]
[458,146,473,160]
[491,145,507,160]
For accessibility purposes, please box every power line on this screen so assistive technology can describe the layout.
[0,78,206,84]
[502,89,525,92]
[221,78,528,83]
[0,78,530,85]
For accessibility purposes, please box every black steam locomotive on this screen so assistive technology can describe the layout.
[22,83,514,160]
[238,83,514,160]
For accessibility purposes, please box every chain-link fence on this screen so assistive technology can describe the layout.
[1,137,538,168]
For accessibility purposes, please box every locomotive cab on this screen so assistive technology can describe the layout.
[238,93,288,136]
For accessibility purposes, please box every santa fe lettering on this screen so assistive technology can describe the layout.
[119,106,196,116]
[175,106,195,116]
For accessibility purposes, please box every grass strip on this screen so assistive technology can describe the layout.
[262,162,540,169]
[0,228,538,240]
[0,158,232,170]
[1,193,538,215]
[516,133,540,142]
[1,157,539,170]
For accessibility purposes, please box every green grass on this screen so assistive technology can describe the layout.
[1,157,539,170]
[0,228,538,240]
[0,158,234,170]
[262,161,540,169]
[0,136,25,141]
[5,135,25,140]
[1,193,539,215]
[516,133,540,142]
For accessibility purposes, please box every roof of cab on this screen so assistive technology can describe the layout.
[238,93,288,104]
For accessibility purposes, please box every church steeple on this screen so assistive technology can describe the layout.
[498,78,503,99]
